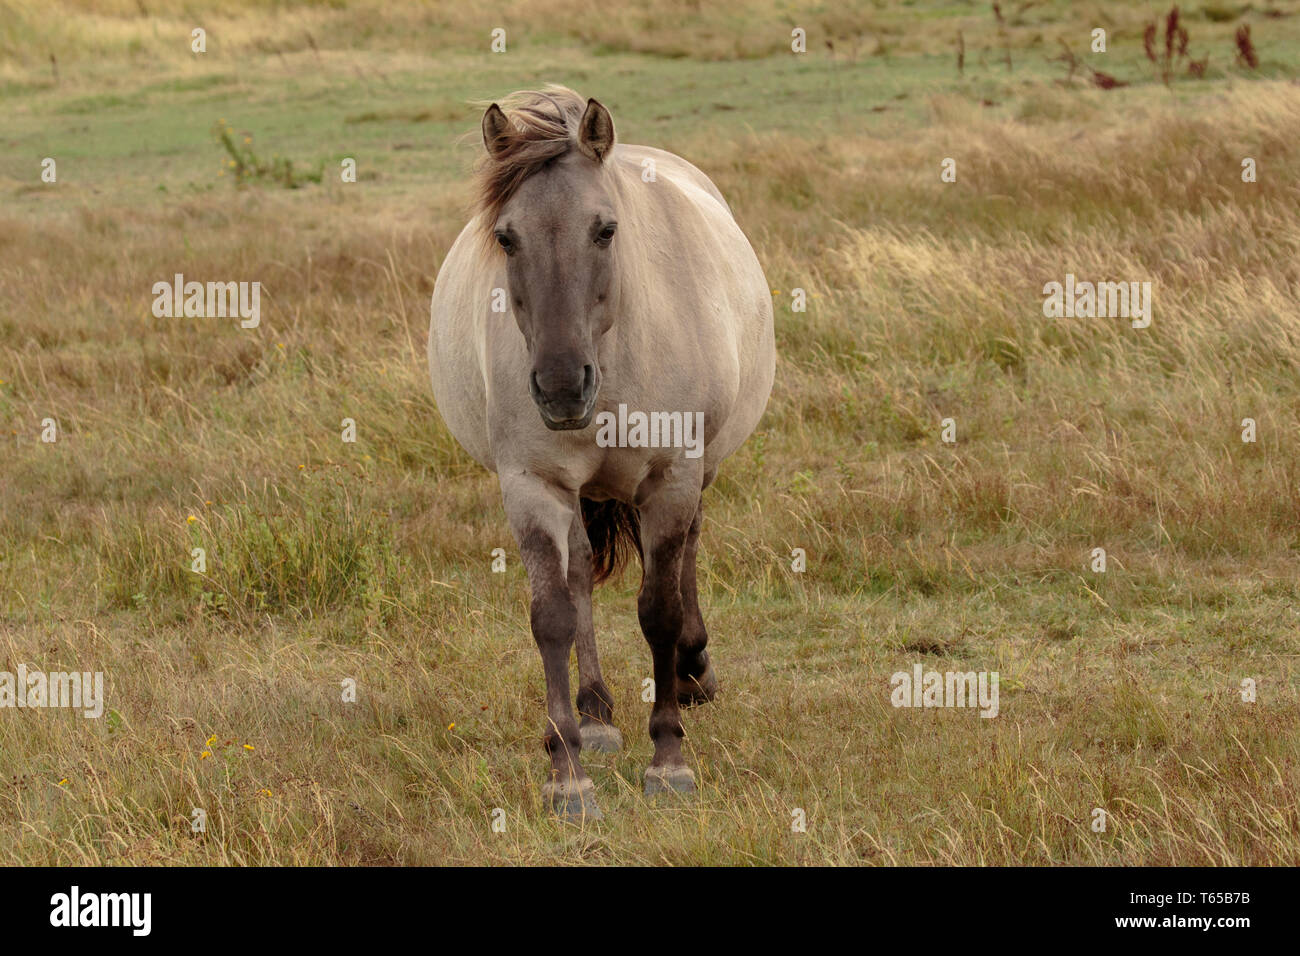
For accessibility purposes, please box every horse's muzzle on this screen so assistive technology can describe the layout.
[530,364,597,430]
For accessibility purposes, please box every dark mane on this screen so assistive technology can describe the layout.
[473,85,590,247]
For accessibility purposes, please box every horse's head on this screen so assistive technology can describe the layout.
[480,94,619,431]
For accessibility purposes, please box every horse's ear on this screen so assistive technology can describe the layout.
[577,98,615,163]
[482,103,511,159]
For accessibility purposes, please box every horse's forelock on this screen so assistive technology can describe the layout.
[474,86,590,248]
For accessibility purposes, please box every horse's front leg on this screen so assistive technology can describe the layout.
[501,472,600,821]
[570,509,622,753]
[637,468,704,796]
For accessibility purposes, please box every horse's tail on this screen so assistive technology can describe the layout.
[581,497,642,586]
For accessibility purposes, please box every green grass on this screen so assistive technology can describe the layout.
[1,0,1299,865]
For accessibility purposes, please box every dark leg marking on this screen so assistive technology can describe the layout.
[638,522,696,795]
[675,497,717,707]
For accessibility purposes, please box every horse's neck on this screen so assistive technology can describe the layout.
[608,161,658,330]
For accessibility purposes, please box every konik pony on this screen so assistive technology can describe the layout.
[428,87,774,819]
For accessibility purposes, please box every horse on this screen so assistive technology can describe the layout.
[428,86,775,820]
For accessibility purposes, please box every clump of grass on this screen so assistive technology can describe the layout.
[196,485,398,624]
[100,478,399,627]
[213,119,323,189]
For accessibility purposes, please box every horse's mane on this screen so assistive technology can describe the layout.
[473,85,591,247]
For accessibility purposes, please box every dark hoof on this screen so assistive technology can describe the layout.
[676,661,718,707]
[644,765,696,796]
[579,722,623,753]
[543,778,602,822]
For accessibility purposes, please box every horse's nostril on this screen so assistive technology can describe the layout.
[581,365,595,398]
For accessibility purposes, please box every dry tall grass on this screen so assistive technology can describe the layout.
[1,1,1298,864]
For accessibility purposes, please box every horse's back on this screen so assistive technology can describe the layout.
[612,144,732,216]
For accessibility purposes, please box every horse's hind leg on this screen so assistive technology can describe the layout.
[570,511,622,753]
[501,473,601,821]
[637,478,701,796]
[675,497,717,707]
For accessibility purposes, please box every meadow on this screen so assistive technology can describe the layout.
[1,0,1299,864]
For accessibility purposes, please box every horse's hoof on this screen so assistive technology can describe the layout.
[579,722,623,753]
[543,778,602,822]
[644,765,697,796]
[676,661,717,707]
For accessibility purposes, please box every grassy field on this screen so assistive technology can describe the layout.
[2,0,1299,865]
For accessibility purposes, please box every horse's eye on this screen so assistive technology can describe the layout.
[495,232,514,253]
[596,223,617,245]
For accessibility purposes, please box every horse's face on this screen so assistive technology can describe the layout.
[484,99,618,431]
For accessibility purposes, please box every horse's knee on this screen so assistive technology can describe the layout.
[530,590,577,649]
[638,588,683,647]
